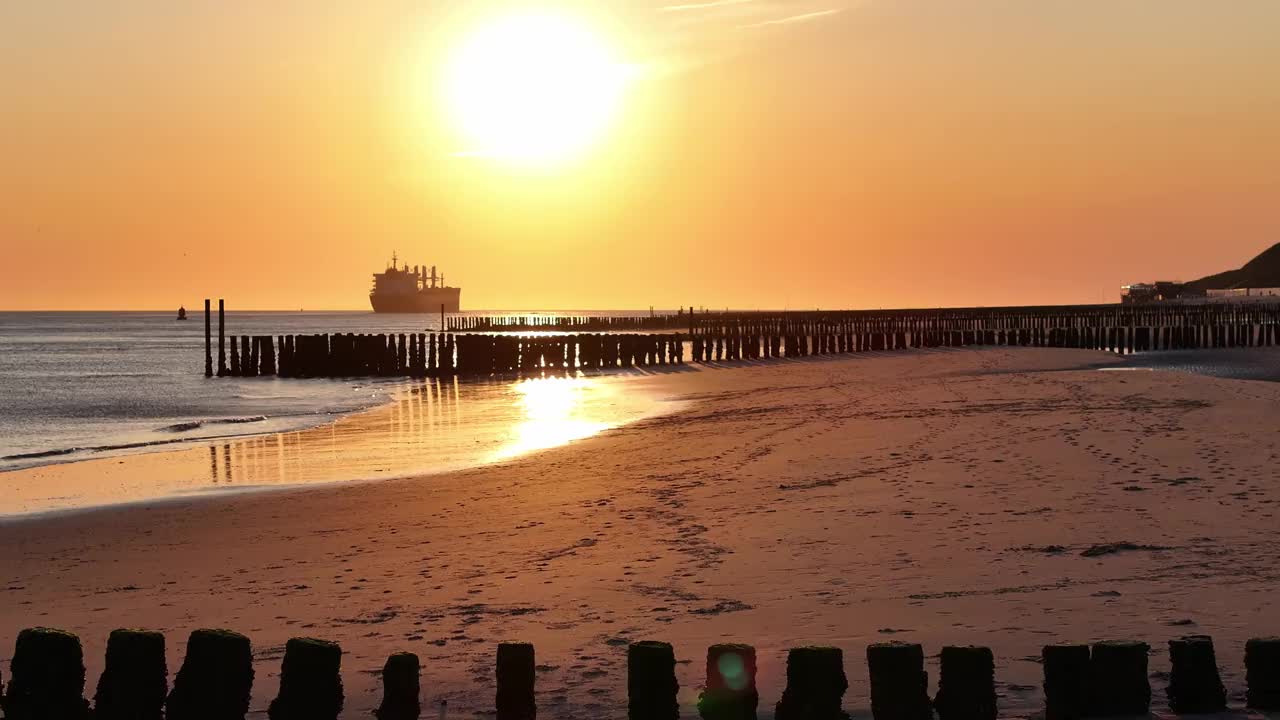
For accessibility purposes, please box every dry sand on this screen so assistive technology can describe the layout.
[2,347,1279,718]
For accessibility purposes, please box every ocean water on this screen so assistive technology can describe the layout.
[0,310,662,473]
[1118,347,1280,382]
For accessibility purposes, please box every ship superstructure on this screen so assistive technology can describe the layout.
[369,253,461,313]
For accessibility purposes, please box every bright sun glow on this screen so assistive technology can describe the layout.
[443,12,630,167]
[493,377,610,460]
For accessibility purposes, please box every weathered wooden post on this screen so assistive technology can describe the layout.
[255,333,266,375]
[241,336,254,377]
[934,645,995,720]
[496,642,535,720]
[628,641,678,720]
[774,646,847,720]
[217,299,227,376]
[1087,640,1149,717]
[1167,635,1225,714]
[866,641,931,720]
[229,337,241,376]
[165,629,254,720]
[261,337,276,376]
[267,637,343,720]
[204,299,213,377]
[3,627,92,719]
[94,629,167,720]
[1247,637,1280,710]
[376,652,420,720]
[1042,644,1088,720]
[698,643,757,720]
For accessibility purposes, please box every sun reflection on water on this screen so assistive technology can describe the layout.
[493,376,612,461]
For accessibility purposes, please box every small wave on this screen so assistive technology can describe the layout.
[158,416,267,433]
[1,447,82,461]
[211,415,268,425]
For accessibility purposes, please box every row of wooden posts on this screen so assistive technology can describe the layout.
[3,627,1280,719]
[449,303,1280,336]
[446,314,690,333]
[207,325,1280,379]
[209,331,688,378]
[202,300,1280,379]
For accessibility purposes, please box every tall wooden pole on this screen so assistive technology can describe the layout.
[204,299,213,377]
[217,299,227,376]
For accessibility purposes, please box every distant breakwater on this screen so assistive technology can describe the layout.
[201,300,1280,379]
[3,627,1279,718]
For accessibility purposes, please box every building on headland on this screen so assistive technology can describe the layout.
[1205,287,1280,300]
[1121,242,1280,304]
[1120,281,1198,304]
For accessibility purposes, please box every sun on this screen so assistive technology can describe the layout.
[442,12,630,167]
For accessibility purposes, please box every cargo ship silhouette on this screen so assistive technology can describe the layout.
[369,253,461,313]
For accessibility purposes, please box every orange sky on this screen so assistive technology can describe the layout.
[3,0,1279,310]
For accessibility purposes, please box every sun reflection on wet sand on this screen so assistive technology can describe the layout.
[0,374,674,516]
[492,377,613,461]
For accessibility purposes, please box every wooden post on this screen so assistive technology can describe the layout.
[1043,644,1089,720]
[1246,637,1280,710]
[1167,635,1226,714]
[628,641,678,720]
[94,629,168,720]
[698,644,758,720]
[4,627,91,719]
[217,299,227,376]
[376,652,420,720]
[204,300,213,377]
[934,646,996,720]
[496,642,535,720]
[775,646,847,720]
[165,629,253,720]
[267,637,344,720]
[866,642,931,720]
[241,336,253,376]
[1088,641,1149,717]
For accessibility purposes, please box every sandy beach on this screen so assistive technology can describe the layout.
[3,347,1279,718]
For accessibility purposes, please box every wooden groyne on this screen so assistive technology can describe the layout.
[3,627,1279,718]
[212,331,687,378]
[203,300,1280,379]
[686,302,1280,339]
[447,313,688,333]
[450,303,1280,335]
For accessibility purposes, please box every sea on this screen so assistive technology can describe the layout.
[0,311,450,472]
[0,310,670,473]
[4,311,1280,515]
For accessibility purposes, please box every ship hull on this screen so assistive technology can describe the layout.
[370,288,461,313]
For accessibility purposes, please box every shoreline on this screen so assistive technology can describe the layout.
[6,345,1280,517]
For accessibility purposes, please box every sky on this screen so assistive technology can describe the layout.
[2,0,1279,310]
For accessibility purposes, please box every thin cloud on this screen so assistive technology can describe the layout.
[660,0,755,11]
[740,7,843,28]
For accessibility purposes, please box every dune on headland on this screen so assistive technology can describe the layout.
[2,347,1278,719]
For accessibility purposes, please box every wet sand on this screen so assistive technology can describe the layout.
[2,348,1279,718]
